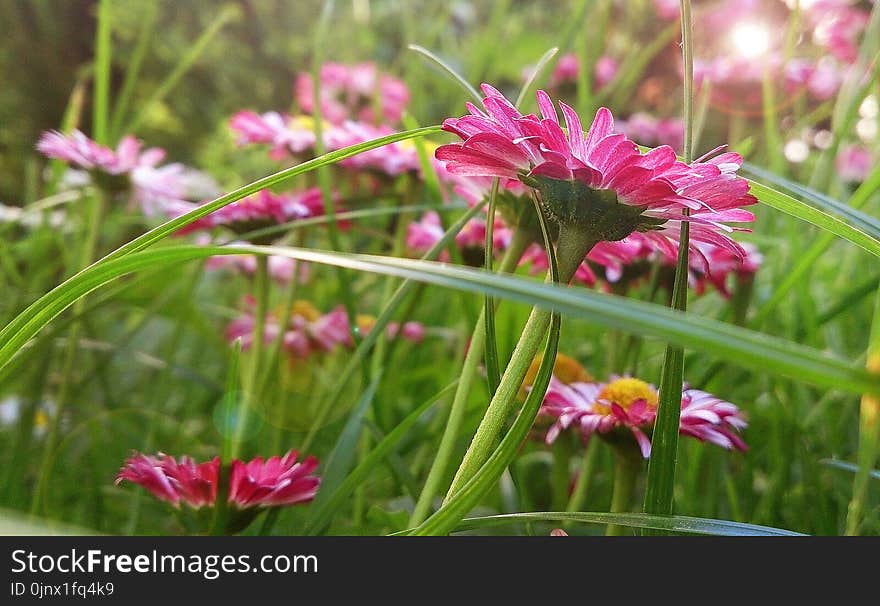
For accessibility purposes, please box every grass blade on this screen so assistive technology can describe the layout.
[643,0,693,529]
[303,381,456,535]
[408,44,482,104]
[452,512,805,536]
[305,375,382,534]
[125,5,238,133]
[3,245,879,397]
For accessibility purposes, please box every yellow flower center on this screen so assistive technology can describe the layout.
[290,115,319,132]
[33,409,49,429]
[356,314,376,333]
[290,300,322,322]
[594,378,659,415]
[518,353,592,400]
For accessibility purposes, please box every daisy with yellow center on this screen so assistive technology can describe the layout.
[539,375,746,458]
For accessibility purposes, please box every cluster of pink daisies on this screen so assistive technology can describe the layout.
[37,52,766,528]
[116,450,320,510]
[226,298,424,361]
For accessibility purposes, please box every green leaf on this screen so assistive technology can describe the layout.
[305,375,382,535]
[744,163,880,239]
[747,180,880,258]
[452,512,806,536]
[4,245,878,396]
[125,5,239,133]
[408,44,482,104]
[303,382,456,535]
[821,459,880,481]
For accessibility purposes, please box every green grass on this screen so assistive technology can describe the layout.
[1,0,879,537]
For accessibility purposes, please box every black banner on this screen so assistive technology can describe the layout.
[0,536,873,601]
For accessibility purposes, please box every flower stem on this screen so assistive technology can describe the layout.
[606,452,641,536]
[409,229,532,525]
[845,288,880,535]
[231,255,269,460]
[642,0,693,534]
[551,437,572,511]
[30,188,105,515]
[444,224,597,501]
[566,439,600,513]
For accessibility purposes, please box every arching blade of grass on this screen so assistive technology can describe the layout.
[516,46,559,109]
[451,512,805,536]
[125,5,239,133]
[408,44,482,104]
[3,245,879,395]
[108,1,158,140]
[752,163,880,322]
[745,163,880,239]
[303,381,457,535]
[748,181,880,258]
[821,459,880,481]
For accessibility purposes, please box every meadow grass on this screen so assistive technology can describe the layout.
[1,0,879,536]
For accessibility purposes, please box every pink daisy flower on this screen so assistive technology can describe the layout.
[325,121,422,176]
[407,211,451,261]
[227,299,422,361]
[37,130,214,217]
[178,187,343,237]
[679,389,749,451]
[295,62,410,125]
[836,144,874,184]
[116,450,320,510]
[228,451,321,508]
[539,376,747,457]
[435,84,755,254]
[229,111,318,160]
[116,452,217,508]
[36,130,162,175]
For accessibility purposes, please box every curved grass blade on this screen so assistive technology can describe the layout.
[2,245,878,396]
[305,375,382,534]
[753,163,880,322]
[408,44,482,104]
[452,512,805,536]
[821,459,880,481]
[303,381,457,535]
[515,47,559,109]
[125,5,239,133]
[745,163,880,238]
[748,181,880,258]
